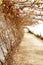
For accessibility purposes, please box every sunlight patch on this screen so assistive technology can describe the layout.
[24,23,43,38]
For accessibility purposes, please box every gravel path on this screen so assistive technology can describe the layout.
[13,33,43,65]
